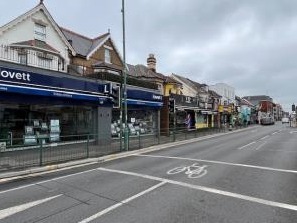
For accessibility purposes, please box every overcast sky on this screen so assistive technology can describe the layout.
[1,0,297,111]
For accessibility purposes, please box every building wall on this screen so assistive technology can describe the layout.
[0,10,70,67]
[164,83,181,96]
[209,83,235,105]
[89,39,123,68]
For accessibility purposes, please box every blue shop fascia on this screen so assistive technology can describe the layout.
[0,62,163,145]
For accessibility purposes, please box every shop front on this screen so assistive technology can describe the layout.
[218,104,233,126]
[111,87,163,137]
[169,94,198,130]
[0,64,112,149]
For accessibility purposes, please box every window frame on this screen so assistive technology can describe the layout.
[34,23,46,41]
[104,48,111,64]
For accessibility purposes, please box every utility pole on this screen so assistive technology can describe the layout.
[122,0,128,150]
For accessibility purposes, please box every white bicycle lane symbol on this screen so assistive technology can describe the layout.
[167,163,208,179]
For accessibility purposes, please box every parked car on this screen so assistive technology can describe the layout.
[281,117,289,124]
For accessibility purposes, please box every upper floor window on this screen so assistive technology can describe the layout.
[38,57,52,69]
[104,48,111,63]
[35,23,46,41]
[18,53,27,65]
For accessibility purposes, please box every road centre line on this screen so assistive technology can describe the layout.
[260,135,270,140]
[78,181,166,223]
[255,141,267,150]
[98,167,297,211]
[135,154,297,174]
[238,141,256,150]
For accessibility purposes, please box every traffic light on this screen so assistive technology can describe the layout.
[169,98,175,113]
[112,85,121,108]
[292,104,296,112]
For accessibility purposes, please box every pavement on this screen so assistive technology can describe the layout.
[0,126,256,182]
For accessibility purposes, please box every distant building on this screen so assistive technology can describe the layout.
[242,95,273,107]
[209,83,235,105]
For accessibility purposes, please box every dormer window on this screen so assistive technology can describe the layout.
[34,23,46,41]
[104,48,111,63]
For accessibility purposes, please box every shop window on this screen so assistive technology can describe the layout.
[0,103,95,147]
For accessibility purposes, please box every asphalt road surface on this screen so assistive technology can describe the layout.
[0,123,297,222]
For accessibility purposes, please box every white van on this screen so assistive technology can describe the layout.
[282,117,289,124]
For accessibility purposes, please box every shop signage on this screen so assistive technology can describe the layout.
[0,66,111,104]
[127,89,163,102]
[0,69,31,82]
[126,98,163,107]
[0,66,107,96]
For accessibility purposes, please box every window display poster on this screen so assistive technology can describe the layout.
[50,119,59,127]
[50,133,60,142]
[25,126,34,134]
[33,120,40,127]
[24,135,37,145]
[131,118,135,123]
[0,142,6,150]
[41,122,48,130]
[50,119,60,133]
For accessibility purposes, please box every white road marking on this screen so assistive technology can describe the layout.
[98,168,297,211]
[78,181,166,223]
[255,141,267,150]
[238,141,256,150]
[167,163,208,179]
[290,131,297,134]
[0,194,62,220]
[272,131,280,135]
[260,135,270,140]
[0,168,97,195]
[135,154,297,174]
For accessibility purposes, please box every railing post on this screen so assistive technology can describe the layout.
[86,134,90,158]
[138,134,141,149]
[173,128,176,142]
[157,131,160,145]
[39,139,43,166]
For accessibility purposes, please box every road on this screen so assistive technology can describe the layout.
[0,123,297,222]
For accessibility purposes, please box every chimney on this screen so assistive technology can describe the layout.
[68,39,73,46]
[147,54,156,72]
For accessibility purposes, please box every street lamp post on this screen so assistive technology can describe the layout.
[121,0,129,150]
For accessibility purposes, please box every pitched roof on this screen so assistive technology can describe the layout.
[0,2,76,55]
[171,73,206,92]
[241,98,255,106]
[209,89,222,98]
[60,27,110,57]
[127,64,164,80]
[11,39,59,53]
[127,64,181,86]
[93,60,123,71]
